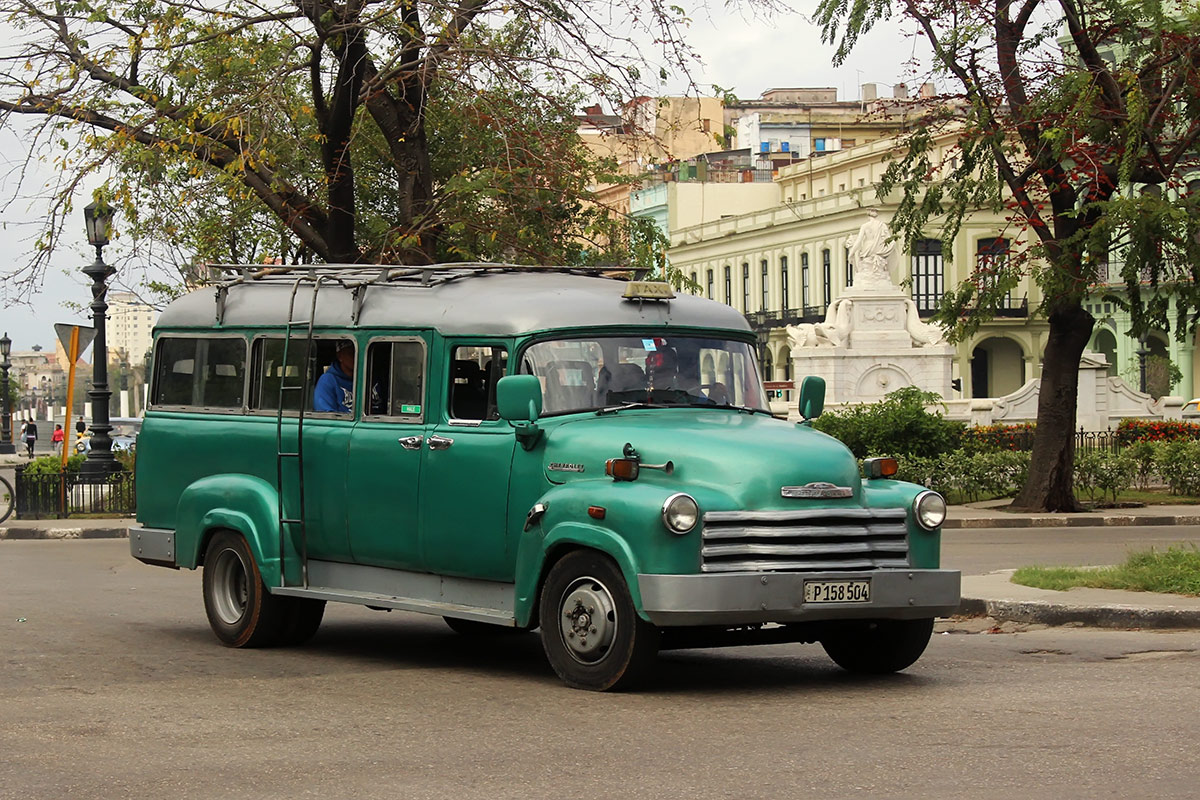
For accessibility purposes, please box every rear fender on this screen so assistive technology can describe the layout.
[175,474,299,586]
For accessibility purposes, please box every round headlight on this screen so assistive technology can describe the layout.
[661,493,699,534]
[913,490,947,531]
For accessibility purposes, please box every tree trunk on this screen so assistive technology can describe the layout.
[1010,303,1095,511]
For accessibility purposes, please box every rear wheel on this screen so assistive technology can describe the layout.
[539,550,659,691]
[202,531,290,648]
[279,598,326,646]
[820,618,935,674]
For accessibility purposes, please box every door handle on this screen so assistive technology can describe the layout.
[398,435,424,450]
[427,435,454,450]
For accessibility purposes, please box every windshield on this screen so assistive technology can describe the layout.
[519,335,769,415]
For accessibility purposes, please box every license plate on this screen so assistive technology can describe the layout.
[803,579,871,604]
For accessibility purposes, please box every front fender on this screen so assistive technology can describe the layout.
[513,519,645,627]
[175,474,300,586]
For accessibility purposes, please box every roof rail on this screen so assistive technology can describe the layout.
[207,262,625,288]
[207,262,635,325]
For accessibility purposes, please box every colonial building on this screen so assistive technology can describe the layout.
[662,131,1051,401]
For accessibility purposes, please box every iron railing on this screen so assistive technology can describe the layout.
[13,466,136,519]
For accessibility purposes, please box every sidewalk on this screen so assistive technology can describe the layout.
[945,498,1200,528]
[959,569,1200,629]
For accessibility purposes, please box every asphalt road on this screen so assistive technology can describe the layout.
[4,538,1200,799]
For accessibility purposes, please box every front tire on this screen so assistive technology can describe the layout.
[202,531,290,648]
[820,618,935,674]
[539,550,659,691]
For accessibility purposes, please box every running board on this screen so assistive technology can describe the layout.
[271,559,517,626]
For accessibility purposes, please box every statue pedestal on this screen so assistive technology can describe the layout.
[787,289,956,411]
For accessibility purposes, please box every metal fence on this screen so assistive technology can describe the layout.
[14,467,136,519]
[966,428,1124,454]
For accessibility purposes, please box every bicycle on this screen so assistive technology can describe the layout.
[0,474,13,524]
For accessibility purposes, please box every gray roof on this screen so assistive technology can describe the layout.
[156,270,752,337]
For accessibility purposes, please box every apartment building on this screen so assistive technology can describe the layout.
[107,291,158,365]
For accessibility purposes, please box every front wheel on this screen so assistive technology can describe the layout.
[539,550,659,691]
[820,618,935,674]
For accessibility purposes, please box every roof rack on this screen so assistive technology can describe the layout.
[207,262,639,326]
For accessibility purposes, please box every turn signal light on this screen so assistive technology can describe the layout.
[863,457,899,479]
[605,458,640,481]
[588,506,607,520]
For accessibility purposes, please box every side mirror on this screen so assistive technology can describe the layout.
[496,374,543,449]
[797,375,825,424]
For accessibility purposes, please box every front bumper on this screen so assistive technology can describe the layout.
[637,569,961,626]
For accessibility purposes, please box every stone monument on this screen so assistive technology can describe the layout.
[786,208,956,409]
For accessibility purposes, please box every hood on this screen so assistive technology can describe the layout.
[540,409,862,509]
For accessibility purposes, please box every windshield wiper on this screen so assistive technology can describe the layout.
[689,402,772,416]
[596,402,658,415]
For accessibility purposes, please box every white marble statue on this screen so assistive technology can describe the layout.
[903,299,946,346]
[846,208,896,291]
[787,298,853,348]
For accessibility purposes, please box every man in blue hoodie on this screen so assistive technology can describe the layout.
[313,340,355,413]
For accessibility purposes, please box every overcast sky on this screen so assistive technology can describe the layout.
[0,1,926,354]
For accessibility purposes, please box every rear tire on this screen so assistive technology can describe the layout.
[820,618,935,674]
[279,598,326,646]
[202,531,289,648]
[539,550,659,691]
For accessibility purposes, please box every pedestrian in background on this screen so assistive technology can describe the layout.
[52,423,64,455]
[23,418,37,458]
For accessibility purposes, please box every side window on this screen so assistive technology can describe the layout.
[364,339,426,419]
[448,345,508,421]
[151,336,246,409]
[249,337,347,413]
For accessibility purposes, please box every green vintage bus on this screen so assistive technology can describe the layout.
[130,264,959,691]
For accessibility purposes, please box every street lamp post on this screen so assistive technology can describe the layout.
[81,202,121,477]
[1137,334,1150,395]
[0,333,14,454]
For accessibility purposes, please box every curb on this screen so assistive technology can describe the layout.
[945,514,1200,529]
[0,526,129,540]
[957,596,1200,629]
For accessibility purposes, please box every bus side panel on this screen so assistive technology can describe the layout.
[175,474,298,586]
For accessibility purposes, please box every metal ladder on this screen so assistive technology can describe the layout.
[274,276,326,589]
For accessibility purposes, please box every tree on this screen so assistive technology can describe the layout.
[0,0,747,296]
[816,0,1200,511]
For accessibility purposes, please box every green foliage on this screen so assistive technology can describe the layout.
[23,454,87,475]
[1013,545,1200,597]
[1153,441,1200,496]
[1125,440,1160,491]
[2,0,700,295]
[1120,353,1182,400]
[813,386,965,459]
[1073,450,1135,504]
[895,449,1030,502]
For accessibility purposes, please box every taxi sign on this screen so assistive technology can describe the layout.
[622,281,675,300]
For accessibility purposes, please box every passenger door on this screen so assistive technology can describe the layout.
[419,343,514,581]
[346,336,430,569]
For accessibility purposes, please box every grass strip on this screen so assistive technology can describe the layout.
[1012,545,1200,597]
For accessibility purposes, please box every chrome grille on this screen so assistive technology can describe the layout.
[701,508,909,573]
